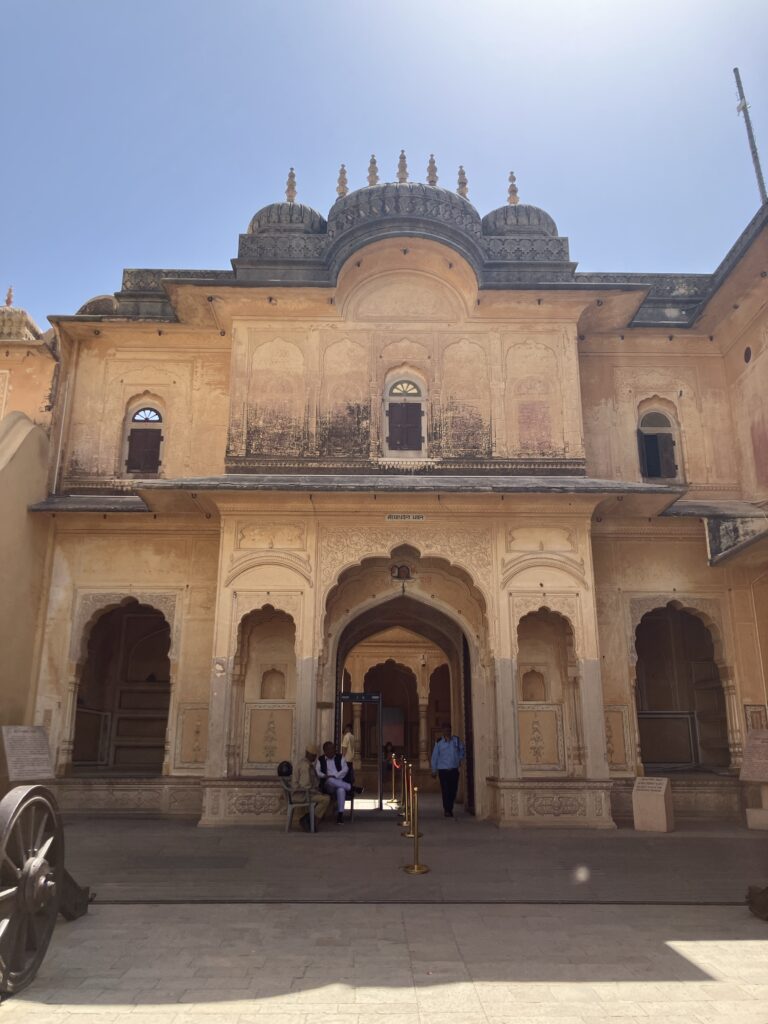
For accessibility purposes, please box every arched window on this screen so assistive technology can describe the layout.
[637,411,677,479]
[386,379,423,452]
[125,406,164,475]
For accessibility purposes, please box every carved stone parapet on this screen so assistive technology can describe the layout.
[486,778,615,829]
[199,780,284,826]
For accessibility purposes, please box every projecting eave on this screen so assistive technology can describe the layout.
[99,474,691,517]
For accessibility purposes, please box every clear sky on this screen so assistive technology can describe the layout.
[2,0,767,328]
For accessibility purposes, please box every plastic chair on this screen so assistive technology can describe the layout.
[278,761,316,833]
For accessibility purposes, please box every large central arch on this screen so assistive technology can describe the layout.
[335,594,476,813]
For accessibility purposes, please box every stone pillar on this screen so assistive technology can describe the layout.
[207,655,232,778]
[490,379,507,457]
[418,702,429,768]
[721,668,743,769]
[628,659,644,776]
[577,659,610,780]
[352,702,362,761]
[495,654,518,778]
[566,673,585,775]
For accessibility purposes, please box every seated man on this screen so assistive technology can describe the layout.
[315,740,353,824]
[293,744,331,831]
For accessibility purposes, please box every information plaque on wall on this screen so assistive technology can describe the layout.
[0,726,55,782]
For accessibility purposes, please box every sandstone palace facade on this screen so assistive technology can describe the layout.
[2,157,767,827]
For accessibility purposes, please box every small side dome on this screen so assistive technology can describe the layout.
[482,204,558,237]
[247,203,327,235]
[77,294,119,315]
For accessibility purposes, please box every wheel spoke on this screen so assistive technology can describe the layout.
[33,809,49,853]
[13,822,27,867]
[0,913,20,975]
[2,852,22,880]
[0,887,17,903]
[23,806,36,858]
[37,834,54,861]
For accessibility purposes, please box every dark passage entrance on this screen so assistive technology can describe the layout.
[73,601,171,773]
[635,605,729,771]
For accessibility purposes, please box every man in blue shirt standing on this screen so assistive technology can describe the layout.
[431,722,465,818]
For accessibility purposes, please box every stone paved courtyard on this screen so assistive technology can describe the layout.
[2,805,767,1023]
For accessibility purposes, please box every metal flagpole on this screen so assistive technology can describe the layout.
[734,67,767,205]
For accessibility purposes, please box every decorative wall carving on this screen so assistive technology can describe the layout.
[526,792,586,817]
[319,526,492,596]
[238,522,306,550]
[70,589,180,662]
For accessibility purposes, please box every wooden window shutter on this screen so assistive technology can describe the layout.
[126,428,162,473]
[657,432,677,478]
[637,429,649,477]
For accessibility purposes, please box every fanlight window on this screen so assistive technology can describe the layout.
[132,408,162,422]
[390,380,421,397]
[637,411,677,479]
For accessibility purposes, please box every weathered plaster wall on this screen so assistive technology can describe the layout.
[0,337,56,429]
[0,413,51,725]
[579,334,738,496]
[721,304,768,502]
[227,240,586,470]
[61,328,230,484]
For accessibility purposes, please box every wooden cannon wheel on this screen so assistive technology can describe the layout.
[0,786,63,995]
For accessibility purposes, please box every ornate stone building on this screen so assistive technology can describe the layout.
[2,156,767,827]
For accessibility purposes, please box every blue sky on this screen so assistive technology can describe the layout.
[2,0,767,328]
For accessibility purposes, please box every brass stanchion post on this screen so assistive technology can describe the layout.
[403,786,429,874]
[402,761,422,838]
[388,755,397,806]
[400,761,411,829]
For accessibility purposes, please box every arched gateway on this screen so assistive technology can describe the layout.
[318,545,490,815]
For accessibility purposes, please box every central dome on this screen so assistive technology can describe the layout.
[327,182,482,240]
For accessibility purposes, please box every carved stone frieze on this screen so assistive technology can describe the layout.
[226,792,282,816]
[525,792,586,817]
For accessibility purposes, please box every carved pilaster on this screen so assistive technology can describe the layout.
[418,702,429,769]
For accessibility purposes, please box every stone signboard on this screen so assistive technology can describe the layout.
[0,726,55,784]
[740,729,768,830]
[632,776,674,832]
[739,729,768,783]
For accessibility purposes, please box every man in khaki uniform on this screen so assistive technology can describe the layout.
[293,744,331,831]
[341,722,355,767]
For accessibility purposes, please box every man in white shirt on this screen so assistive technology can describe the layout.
[315,740,352,824]
[341,722,355,766]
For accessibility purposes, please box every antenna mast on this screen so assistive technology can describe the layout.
[734,67,767,205]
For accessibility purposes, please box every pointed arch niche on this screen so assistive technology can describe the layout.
[516,609,582,776]
[229,605,297,776]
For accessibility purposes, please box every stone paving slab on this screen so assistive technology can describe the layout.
[2,904,768,1024]
[61,804,768,904]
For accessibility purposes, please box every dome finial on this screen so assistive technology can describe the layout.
[285,167,297,203]
[4,286,12,308]
[397,150,408,183]
[426,154,438,186]
[508,171,519,205]
[367,155,379,186]
[337,163,348,198]
[457,165,468,198]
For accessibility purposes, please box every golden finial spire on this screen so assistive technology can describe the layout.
[337,163,349,198]
[508,171,519,205]
[457,165,468,198]
[285,167,297,203]
[367,155,379,186]
[426,154,438,186]
[397,150,408,183]
[4,286,12,308]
